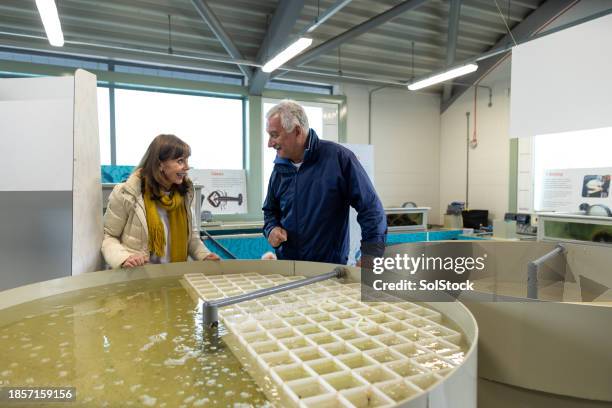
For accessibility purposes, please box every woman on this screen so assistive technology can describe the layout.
[102,134,220,268]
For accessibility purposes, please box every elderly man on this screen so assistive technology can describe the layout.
[262,99,387,264]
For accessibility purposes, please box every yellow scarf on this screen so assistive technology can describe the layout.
[143,183,189,262]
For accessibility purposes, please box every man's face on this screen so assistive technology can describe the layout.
[266,114,302,161]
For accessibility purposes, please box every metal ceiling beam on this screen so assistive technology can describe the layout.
[285,0,429,69]
[443,0,463,102]
[191,0,252,81]
[440,0,579,113]
[248,0,305,95]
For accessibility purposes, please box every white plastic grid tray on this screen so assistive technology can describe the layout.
[184,273,466,408]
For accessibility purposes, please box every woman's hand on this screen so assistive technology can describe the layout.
[121,254,149,268]
[203,253,221,261]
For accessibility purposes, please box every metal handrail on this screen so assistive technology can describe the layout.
[527,244,565,299]
[201,229,237,259]
[202,267,348,327]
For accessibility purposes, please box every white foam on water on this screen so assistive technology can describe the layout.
[129,384,142,393]
[139,394,157,406]
[140,332,168,352]
[126,292,145,300]
[164,348,199,367]
[193,398,209,407]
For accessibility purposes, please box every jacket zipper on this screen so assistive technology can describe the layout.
[294,165,299,258]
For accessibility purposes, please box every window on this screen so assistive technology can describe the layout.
[533,127,612,211]
[114,88,244,169]
[261,99,339,198]
[97,87,111,165]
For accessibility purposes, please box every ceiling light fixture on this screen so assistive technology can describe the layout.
[262,37,313,73]
[408,63,478,91]
[35,0,64,47]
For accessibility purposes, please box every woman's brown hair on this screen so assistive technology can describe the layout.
[137,134,193,198]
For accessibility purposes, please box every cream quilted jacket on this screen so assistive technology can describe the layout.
[101,173,210,269]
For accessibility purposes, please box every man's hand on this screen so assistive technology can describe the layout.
[268,226,288,248]
[122,254,149,268]
[203,253,221,261]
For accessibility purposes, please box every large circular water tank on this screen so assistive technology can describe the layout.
[0,261,478,407]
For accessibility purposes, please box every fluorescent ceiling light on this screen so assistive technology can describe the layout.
[35,0,64,47]
[262,37,313,73]
[408,63,478,91]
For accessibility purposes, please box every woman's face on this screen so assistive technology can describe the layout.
[160,156,190,188]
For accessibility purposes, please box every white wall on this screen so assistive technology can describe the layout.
[340,83,370,145]
[438,0,611,223]
[340,83,442,224]
[439,60,512,223]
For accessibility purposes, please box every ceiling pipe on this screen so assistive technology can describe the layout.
[283,0,429,69]
[368,86,387,145]
[300,0,353,35]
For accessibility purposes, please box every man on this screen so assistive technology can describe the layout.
[262,99,387,264]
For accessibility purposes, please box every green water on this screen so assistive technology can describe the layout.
[0,278,270,407]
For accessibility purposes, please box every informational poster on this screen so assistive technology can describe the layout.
[341,144,375,266]
[190,169,248,215]
[538,167,612,212]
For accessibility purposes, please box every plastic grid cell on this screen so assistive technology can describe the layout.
[182,272,466,407]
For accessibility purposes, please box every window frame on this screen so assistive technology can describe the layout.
[0,51,347,222]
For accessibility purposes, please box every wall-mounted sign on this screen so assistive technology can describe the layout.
[537,167,612,213]
[190,169,247,215]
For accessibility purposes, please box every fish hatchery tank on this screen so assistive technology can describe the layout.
[0,261,478,407]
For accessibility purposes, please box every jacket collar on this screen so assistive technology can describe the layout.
[122,171,194,233]
[273,128,320,166]
[123,172,143,197]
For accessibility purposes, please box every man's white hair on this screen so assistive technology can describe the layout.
[265,99,309,134]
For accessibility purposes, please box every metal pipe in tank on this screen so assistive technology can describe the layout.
[527,244,566,299]
[202,267,349,328]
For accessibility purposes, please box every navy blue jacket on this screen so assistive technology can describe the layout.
[263,129,387,264]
